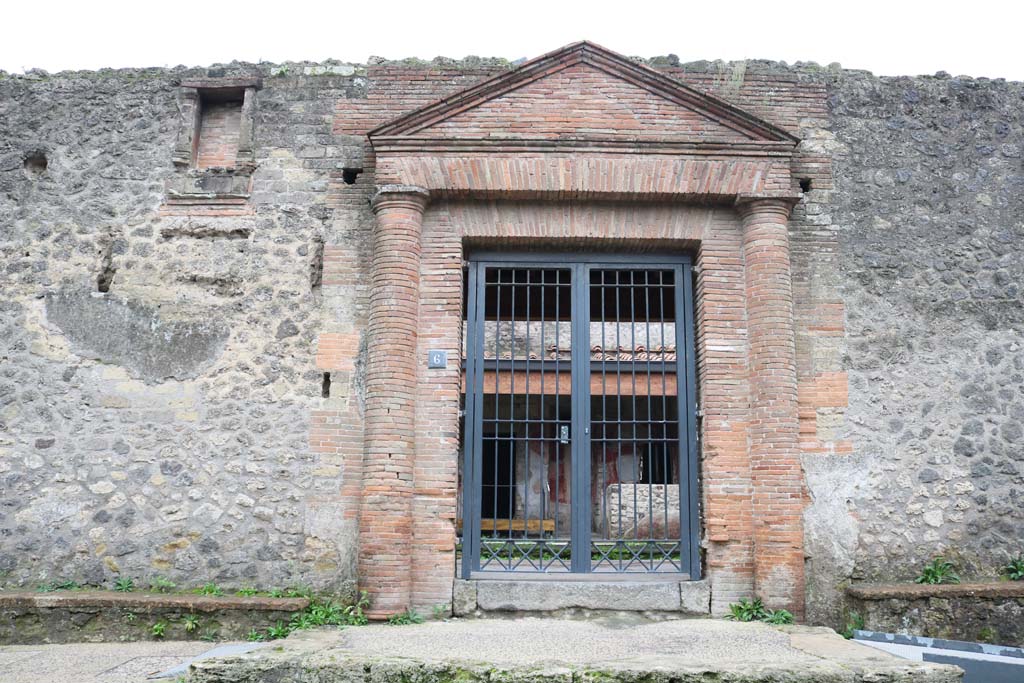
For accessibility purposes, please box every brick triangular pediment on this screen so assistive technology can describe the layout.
[369,41,798,146]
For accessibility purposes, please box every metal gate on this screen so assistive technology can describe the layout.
[461,253,699,578]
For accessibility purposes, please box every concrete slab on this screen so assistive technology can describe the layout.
[151,642,268,679]
[187,617,962,682]
[0,641,230,683]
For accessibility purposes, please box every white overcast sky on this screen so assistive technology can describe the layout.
[4,0,1023,80]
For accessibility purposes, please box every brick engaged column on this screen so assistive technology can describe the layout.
[737,195,806,619]
[360,185,430,619]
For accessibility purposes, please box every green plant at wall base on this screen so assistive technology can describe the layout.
[246,628,265,642]
[114,577,135,592]
[337,591,370,626]
[1003,554,1024,581]
[183,614,201,633]
[150,576,176,593]
[236,586,260,597]
[915,557,960,585]
[288,598,346,630]
[386,608,425,626]
[268,586,314,598]
[36,580,82,592]
[151,621,168,639]
[763,609,794,625]
[266,621,291,640]
[840,611,865,640]
[978,626,999,644]
[195,583,223,596]
[432,603,451,620]
[725,598,794,625]
[726,598,769,622]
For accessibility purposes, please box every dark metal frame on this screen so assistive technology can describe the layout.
[461,252,699,579]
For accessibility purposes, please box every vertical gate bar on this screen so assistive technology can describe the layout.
[582,262,593,573]
[644,271,659,566]
[659,273,668,566]
[671,264,686,574]
[679,262,700,578]
[524,270,531,547]
[478,264,489,573]
[462,262,478,578]
[571,263,581,572]
[571,262,591,573]
[478,265,491,572]
[628,272,639,558]
[479,267,489,570]
[614,271,624,563]
[635,273,650,566]
[553,270,561,549]
[540,272,547,536]
[599,269,607,547]
[508,274,515,544]
[567,265,576,570]
[493,271,501,564]
[659,272,670,569]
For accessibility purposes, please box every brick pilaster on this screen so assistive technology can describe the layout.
[359,185,430,618]
[737,195,806,619]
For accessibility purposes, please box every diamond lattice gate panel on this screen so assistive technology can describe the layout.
[460,254,699,579]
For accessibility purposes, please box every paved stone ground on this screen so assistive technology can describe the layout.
[189,617,963,682]
[0,641,245,683]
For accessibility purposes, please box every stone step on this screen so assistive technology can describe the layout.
[187,618,961,683]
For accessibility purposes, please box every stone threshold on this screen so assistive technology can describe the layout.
[454,578,710,615]
[847,581,1024,600]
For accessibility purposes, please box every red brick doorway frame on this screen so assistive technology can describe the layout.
[358,41,807,620]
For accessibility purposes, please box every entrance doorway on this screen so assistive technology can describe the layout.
[460,253,699,578]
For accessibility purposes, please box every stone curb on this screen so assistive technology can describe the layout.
[0,590,310,612]
[846,581,1024,600]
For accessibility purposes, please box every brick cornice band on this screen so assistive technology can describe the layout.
[359,184,429,618]
[738,198,806,618]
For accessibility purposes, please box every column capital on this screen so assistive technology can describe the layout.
[734,192,801,220]
[371,185,431,213]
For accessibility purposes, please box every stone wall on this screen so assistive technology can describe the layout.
[0,62,369,594]
[804,67,1024,625]
[1,54,1021,627]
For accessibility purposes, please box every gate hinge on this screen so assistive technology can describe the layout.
[692,265,702,275]
[696,408,704,418]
